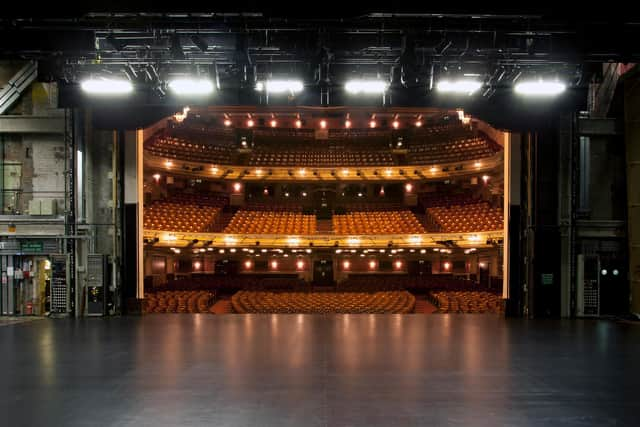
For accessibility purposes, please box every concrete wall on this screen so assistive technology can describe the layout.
[87,130,116,255]
[588,136,626,221]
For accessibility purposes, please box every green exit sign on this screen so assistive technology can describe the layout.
[21,241,44,253]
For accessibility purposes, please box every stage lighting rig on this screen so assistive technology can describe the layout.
[190,35,209,53]
[170,33,185,60]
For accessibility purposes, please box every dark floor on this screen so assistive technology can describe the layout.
[2,314,639,427]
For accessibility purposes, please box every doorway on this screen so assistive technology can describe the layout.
[313,259,334,286]
[0,255,51,316]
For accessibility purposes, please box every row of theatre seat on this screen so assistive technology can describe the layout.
[254,128,391,144]
[429,291,504,314]
[155,275,306,293]
[145,135,235,164]
[407,137,500,165]
[231,290,416,314]
[248,150,395,166]
[143,201,221,232]
[419,191,478,208]
[143,198,500,235]
[153,274,493,294]
[223,208,424,236]
[332,211,425,234]
[244,201,305,212]
[224,210,317,234]
[142,290,215,314]
[168,193,229,207]
[426,202,503,233]
[145,124,502,167]
[341,202,407,212]
[339,274,495,292]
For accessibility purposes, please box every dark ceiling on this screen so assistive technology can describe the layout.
[1,7,635,128]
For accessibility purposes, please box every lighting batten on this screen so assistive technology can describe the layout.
[436,79,482,95]
[514,80,566,96]
[256,79,304,94]
[168,78,214,95]
[81,78,133,95]
[345,79,388,94]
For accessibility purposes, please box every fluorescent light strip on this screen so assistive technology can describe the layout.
[436,79,482,95]
[515,80,566,96]
[168,78,214,95]
[257,79,304,94]
[345,79,388,94]
[81,79,133,94]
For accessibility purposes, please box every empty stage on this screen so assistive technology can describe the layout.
[1,315,639,426]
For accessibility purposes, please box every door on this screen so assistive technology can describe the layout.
[0,255,14,315]
[313,259,334,286]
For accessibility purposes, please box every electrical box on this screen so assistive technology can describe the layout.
[87,254,109,316]
[40,199,57,215]
[28,199,41,215]
[577,254,600,317]
[50,254,70,315]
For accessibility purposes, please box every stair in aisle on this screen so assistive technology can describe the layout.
[209,299,234,314]
[413,297,439,314]
[212,211,236,232]
[316,219,333,233]
[413,213,439,233]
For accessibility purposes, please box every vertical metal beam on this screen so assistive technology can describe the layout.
[569,113,579,317]
[504,132,523,317]
[73,109,86,316]
[503,132,521,300]
[116,130,125,314]
[558,114,573,317]
[1,134,4,213]
[64,109,76,316]
[136,128,144,299]
[624,73,640,316]
[112,130,120,314]
[526,132,537,317]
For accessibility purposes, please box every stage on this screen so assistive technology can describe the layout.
[2,314,638,426]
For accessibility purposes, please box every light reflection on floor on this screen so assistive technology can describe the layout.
[1,315,639,427]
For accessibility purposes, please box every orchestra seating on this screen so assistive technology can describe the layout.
[157,274,486,294]
[142,290,215,314]
[156,275,306,292]
[429,290,504,314]
[426,202,503,232]
[231,290,416,314]
[224,210,316,234]
[144,200,221,232]
[333,211,425,234]
[339,274,488,292]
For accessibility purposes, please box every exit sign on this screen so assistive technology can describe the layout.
[21,241,44,253]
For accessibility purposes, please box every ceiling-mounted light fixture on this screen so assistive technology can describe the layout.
[436,79,482,95]
[256,79,304,94]
[345,79,388,94]
[515,79,566,96]
[81,78,133,95]
[168,78,214,95]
